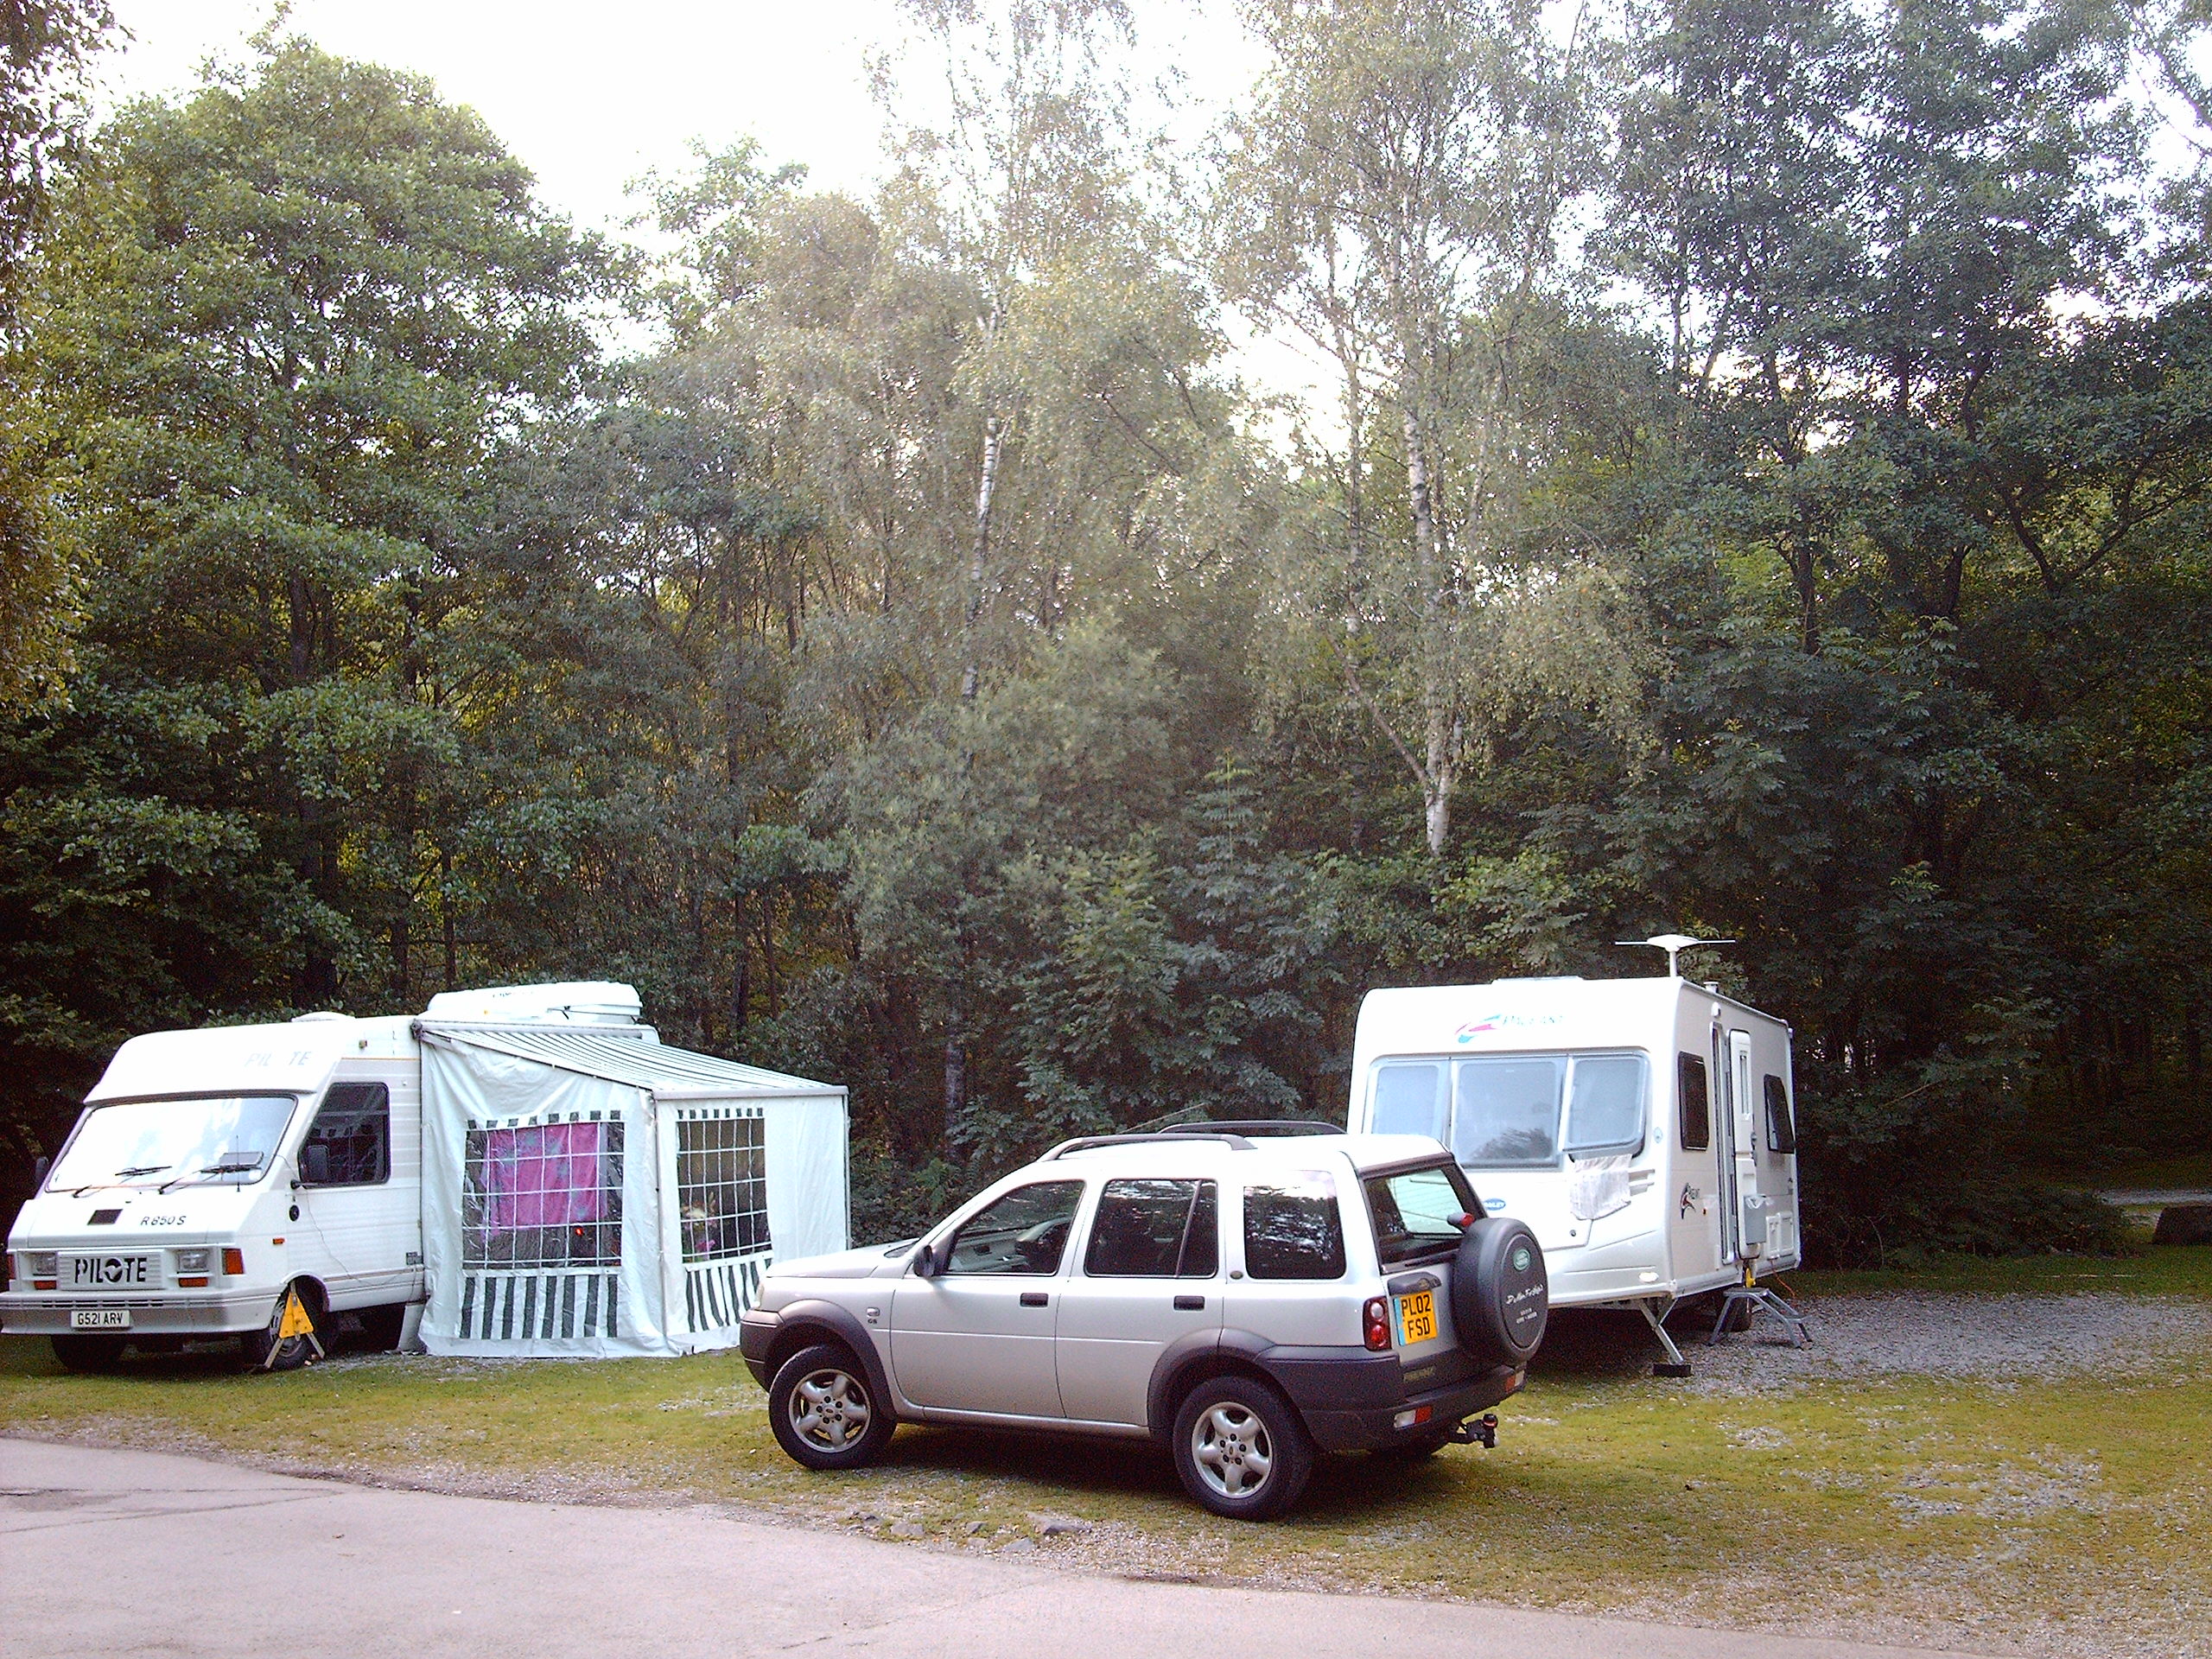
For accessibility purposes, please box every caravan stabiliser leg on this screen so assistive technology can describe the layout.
[1447,1413,1500,1450]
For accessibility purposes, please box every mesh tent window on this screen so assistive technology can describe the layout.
[462,1120,624,1269]
[677,1112,771,1261]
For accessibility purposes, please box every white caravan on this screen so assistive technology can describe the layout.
[1345,969,1802,1367]
[2,983,849,1370]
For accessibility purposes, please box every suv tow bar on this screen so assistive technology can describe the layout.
[1448,1413,1500,1450]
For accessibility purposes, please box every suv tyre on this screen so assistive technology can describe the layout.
[1452,1217,1548,1365]
[768,1342,896,1470]
[1171,1375,1314,1521]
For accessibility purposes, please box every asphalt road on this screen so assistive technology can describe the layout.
[1,1440,1993,1659]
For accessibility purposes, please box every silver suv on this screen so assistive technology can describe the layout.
[739,1124,1548,1519]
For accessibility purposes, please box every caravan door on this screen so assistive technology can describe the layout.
[1726,1030,1764,1263]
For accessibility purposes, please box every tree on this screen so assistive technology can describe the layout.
[1220,0,1649,855]
[0,0,113,709]
[0,39,608,1186]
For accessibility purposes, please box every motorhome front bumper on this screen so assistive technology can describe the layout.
[0,1287,275,1337]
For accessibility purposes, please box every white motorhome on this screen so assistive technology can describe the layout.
[2,983,849,1370]
[1345,968,1802,1368]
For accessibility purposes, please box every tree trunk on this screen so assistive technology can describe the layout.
[1404,404,1455,857]
[960,413,1004,702]
[944,1034,967,1125]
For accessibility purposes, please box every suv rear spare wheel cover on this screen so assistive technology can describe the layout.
[1452,1216,1548,1364]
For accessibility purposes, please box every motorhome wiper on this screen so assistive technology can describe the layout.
[115,1165,170,1177]
[158,1159,267,1193]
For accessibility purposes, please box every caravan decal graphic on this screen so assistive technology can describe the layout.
[1454,1011,1567,1044]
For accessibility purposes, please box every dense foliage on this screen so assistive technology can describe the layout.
[3,3,2209,1260]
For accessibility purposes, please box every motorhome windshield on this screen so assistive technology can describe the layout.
[46,1095,297,1192]
[1371,1052,1650,1168]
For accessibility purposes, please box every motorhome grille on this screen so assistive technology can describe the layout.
[674,1107,770,1263]
[461,1115,623,1270]
[683,1251,769,1332]
[456,1270,620,1341]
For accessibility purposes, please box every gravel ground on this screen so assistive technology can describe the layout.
[1677,1291,2212,1395]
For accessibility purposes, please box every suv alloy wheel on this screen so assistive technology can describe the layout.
[769,1343,897,1469]
[1171,1376,1314,1520]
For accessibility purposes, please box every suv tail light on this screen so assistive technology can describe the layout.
[1363,1295,1391,1351]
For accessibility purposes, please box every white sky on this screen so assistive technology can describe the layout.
[100,1,1262,236]
[99,0,1332,417]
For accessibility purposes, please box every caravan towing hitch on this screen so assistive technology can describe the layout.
[1448,1413,1501,1450]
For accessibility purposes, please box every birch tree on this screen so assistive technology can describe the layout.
[1220,0,1648,855]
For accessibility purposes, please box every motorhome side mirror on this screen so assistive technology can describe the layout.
[301,1142,330,1185]
[31,1155,49,1189]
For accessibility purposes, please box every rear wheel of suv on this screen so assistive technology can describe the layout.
[1171,1376,1314,1521]
[768,1343,896,1470]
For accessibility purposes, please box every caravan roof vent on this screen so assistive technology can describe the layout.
[421,982,644,1027]
[291,1011,351,1023]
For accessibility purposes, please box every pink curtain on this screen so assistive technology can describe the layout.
[483,1122,607,1228]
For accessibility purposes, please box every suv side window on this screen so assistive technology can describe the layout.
[1243,1173,1346,1280]
[302,1082,390,1186]
[1084,1179,1218,1277]
[944,1181,1085,1274]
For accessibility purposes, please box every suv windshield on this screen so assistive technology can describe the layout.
[47,1095,297,1192]
[1363,1163,1478,1268]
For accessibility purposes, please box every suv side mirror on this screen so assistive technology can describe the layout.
[911,1241,939,1278]
[300,1142,330,1185]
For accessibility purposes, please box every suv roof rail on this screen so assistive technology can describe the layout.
[1039,1120,1345,1160]
[1042,1129,1253,1159]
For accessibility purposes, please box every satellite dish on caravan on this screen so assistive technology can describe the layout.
[1615,933,1735,980]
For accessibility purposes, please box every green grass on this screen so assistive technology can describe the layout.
[6,1249,2210,1657]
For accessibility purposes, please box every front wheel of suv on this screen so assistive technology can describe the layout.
[1171,1376,1314,1520]
[768,1343,897,1471]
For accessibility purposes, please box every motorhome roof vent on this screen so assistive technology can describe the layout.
[420,982,644,1027]
[291,1011,350,1023]
[1491,976,1582,984]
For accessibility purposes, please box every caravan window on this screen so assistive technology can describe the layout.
[1370,1062,1446,1140]
[1764,1075,1797,1154]
[1677,1054,1712,1151]
[463,1121,624,1269]
[1452,1057,1565,1167]
[1563,1055,1648,1159]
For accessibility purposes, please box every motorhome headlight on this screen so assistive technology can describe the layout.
[174,1248,211,1274]
[25,1251,58,1277]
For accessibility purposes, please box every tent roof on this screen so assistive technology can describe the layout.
[419,1024,842,1103]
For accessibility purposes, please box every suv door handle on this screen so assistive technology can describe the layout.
[1020,1291,1049,1307]
[1173,1294,1205,1311]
